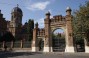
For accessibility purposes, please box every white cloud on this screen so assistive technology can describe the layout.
[26,1,50,11]
[34,18,44,28]
[34,16,53,28]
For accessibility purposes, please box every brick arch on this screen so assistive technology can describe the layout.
[51,27,66,34]
[32,8,74,52]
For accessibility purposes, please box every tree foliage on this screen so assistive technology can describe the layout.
[0,32,14,42]
[73,1,89,42]
[27,19,34,41]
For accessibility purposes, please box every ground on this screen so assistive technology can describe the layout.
[0,51,89,58]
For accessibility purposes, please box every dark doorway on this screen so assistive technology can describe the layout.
[38,39,44,51]
[74,39,85,52]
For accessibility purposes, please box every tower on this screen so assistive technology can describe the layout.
[10,5,23,38]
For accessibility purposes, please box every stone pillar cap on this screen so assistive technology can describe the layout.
[66,7,71,11]
[46,11,51,15]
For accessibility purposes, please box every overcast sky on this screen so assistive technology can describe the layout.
[0,0,88,28]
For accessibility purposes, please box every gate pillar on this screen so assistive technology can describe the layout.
[65,7,74,52]
[32,23,39,52]
[84,38,89,53]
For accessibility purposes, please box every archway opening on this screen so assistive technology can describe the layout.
[52,28,65,52]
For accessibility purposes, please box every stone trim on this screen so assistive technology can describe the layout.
[65,46,74,52]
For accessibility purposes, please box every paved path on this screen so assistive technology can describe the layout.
[0,51,89,58]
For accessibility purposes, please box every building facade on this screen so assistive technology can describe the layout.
[0,6,30,49]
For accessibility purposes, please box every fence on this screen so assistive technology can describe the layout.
[0,41,32,49]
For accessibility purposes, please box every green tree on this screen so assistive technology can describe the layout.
[1,32,14,42]
[27,19,34,41]
[73,1,89,44]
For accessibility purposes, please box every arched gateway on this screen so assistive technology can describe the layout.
[32,7,74,52]
[52,28,66,52]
